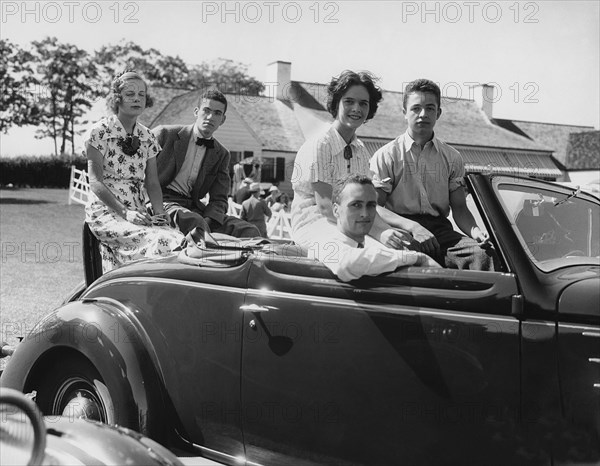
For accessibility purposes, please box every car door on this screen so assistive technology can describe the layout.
[85,260,251,461]
[557,305,600,463]
[240,254,521,466]
[475,174,600,464]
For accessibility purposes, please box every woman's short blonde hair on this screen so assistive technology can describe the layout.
[106,70,154,114]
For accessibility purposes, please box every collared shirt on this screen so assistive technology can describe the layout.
[308,229,421,282]
[369,132,465,218]
[291,125,371,236]
[85,114,160,185]
[167,127,209,197]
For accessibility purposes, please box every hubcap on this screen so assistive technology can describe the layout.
[53,377,106,422]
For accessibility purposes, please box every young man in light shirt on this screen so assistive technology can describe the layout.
[309,174,439,282]
[370,79,496,270]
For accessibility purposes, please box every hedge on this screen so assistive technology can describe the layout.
[0,155,87,188]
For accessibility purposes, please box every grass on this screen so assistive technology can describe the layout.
[0,188,85,360]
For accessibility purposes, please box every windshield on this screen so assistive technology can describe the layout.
[497,183,600,272]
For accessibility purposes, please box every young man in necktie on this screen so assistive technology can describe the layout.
[153,90,259,238]
[309,174,439,282]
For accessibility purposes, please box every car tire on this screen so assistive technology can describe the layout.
[32,354,134,429]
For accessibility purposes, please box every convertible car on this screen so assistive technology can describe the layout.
[1,174,599,465]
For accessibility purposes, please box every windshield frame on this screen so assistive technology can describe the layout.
[492,177,600,273]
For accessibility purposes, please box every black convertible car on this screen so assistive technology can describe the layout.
[1,174,599,465]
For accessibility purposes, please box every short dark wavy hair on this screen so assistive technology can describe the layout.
[106,70,154,114]
[198,89,228,114]
[326,70,382,121]
[332,173,374,204]
[403,79,441,110]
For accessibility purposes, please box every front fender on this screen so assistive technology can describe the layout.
[0,298,166,439]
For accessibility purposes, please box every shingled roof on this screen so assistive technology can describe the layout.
[146,88,306,152]
[138,86,191,128]
[565,130,600,170]
[291,82,551,151]
[226,94,305,152]
[493,119,596,166]
[147,82,553,154]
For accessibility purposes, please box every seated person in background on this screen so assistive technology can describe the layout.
[266,185,290,212]
[153,90,259,240]
[309,174,440,282]
[235,177,254,204]
[370,78,496,270]
[241,183,272,238]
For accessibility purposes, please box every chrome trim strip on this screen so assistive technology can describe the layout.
[559,324,600,332]
[582,331,600,338]
[240,304,270,313]
[522,321,555,327]
[86,278,516,322]
[246,461,264,466]
[192,444,250,465]
[84,276,246,296]
[246,289,517,323]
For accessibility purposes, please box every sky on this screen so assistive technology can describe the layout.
[1,0,599,156]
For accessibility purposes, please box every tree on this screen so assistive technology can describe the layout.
[189,58,264,96]
[0,39,40,132]
[31,37,102,155]
[95,41,264,95]
[94,41,193,89]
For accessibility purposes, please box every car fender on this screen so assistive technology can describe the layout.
[558,276,600,319]
[0,297,167,440]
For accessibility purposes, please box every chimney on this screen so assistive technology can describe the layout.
[266,60,291,101]
[474,83,495,120]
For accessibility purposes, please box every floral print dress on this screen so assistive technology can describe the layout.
[85,115,184,271]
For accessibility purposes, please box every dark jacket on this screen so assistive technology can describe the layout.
[153,125,230,224]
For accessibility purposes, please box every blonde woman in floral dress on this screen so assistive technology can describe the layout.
[85,70,184,270]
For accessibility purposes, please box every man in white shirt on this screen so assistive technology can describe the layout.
[309,174,439,282]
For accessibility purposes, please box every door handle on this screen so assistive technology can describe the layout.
[240,304,270,313]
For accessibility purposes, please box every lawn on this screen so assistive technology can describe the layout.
[0,188,85,361]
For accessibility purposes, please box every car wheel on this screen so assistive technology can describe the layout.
[34,354,117,425]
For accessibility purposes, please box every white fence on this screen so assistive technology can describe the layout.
[228,198,292,240]
[266,210,292,240]
[69,171,292,240]
[227,198,243,217]
[68,165,90,205]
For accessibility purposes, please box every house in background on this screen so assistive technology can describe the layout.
[563,131,600,188]
[139,79,304,195]
[493,118,599,187]
[142,61,598,196]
